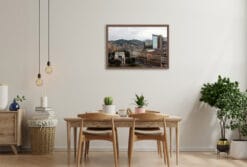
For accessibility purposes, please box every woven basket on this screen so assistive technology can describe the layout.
[30,127,55,154]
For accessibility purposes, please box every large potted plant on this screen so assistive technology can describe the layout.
[103,96,116,115]
[225,91,247,159]
[134,94,148,113]
[200,76,239,153]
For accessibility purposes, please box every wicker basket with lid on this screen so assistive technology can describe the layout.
[28,119,58,154]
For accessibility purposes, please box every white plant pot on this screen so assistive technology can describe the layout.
[230,140,247,159]
[0,84,8,110]
[103,105,116,115]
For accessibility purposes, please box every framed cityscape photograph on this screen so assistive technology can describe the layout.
[106,24,169,69]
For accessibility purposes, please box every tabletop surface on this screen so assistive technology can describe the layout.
[64,115,182,122]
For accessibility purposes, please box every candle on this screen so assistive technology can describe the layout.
[41,96,48,107]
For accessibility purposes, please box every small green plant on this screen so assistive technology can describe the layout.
[15,95,26,103]
[135,94,148,108]
[104,96,113,105]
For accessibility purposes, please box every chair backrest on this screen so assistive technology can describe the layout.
[130,112,167,129]
[130,112,165,120]
[77,112,115,129]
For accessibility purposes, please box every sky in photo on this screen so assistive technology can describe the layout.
[108,27,167,41]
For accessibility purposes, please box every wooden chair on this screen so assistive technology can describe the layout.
[77,113,119,167]
[140,110,164,158]
[128,112,170,167]
[79,110,119,160]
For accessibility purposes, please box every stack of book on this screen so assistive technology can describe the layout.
[32,107,55,120]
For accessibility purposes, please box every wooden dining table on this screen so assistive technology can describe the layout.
[64,115,182,165]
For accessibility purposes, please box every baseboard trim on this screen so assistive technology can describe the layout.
[12,146,216,152]
[0,147,217,152]
[52,146,216,152]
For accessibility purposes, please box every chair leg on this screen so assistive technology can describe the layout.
[76,143,81,167]
[84,141,89,159]
[77,137,84,167]
[163,137,170,167]
[128,134,134,167]
[115,128,119,159]
[128,128,131,160]
[87,141,90,157]
[80,141,84,164]
[165,139,170,167]
[157,140,162,158]
[162,140,167,166]
[113,135,118,167]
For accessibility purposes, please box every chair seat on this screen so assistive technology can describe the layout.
[83,128,112,135]
[135,127,162,135]
[135,130,162,135]
[135,127,160,131]
[87,127,112,131]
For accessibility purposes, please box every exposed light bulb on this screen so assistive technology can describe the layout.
[45,61,53,74]
[36,73,43,87]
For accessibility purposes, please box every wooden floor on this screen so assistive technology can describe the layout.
[0,151,247,167]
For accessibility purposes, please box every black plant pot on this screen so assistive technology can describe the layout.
[217,138,230,153]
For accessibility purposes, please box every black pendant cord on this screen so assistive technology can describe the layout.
[48,0,50,64]
[38,0,41,76]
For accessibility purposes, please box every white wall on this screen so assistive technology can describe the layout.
[0,0,246,151]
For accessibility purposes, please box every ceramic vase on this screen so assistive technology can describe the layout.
[103,105,116,115]
[0,84,8,110]
[9,99,20,111]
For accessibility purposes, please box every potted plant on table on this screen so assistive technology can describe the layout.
[200,76,239,153]
[103,96,116,114]
[134,94,148,113]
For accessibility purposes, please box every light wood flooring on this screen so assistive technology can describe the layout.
[0,151,247,167]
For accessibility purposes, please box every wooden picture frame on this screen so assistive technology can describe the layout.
[106,24,169,69]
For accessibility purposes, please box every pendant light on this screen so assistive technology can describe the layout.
[45,0,53,74]
[36,0,43,86]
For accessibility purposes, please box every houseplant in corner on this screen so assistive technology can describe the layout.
[200,75,239,153]
[103,96,116,114]
[134,94,148,113]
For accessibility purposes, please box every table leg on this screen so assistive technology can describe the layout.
[74,127,77,160]
[176,123,179,165]
[169,127,172,157]
[10,145,18,155]
[67,122,71,164]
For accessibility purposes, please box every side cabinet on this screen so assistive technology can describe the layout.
[0,110,23,154]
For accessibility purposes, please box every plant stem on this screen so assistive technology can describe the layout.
[223,115,227,139]
[220,120,224,139]
[238,127,241,140]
